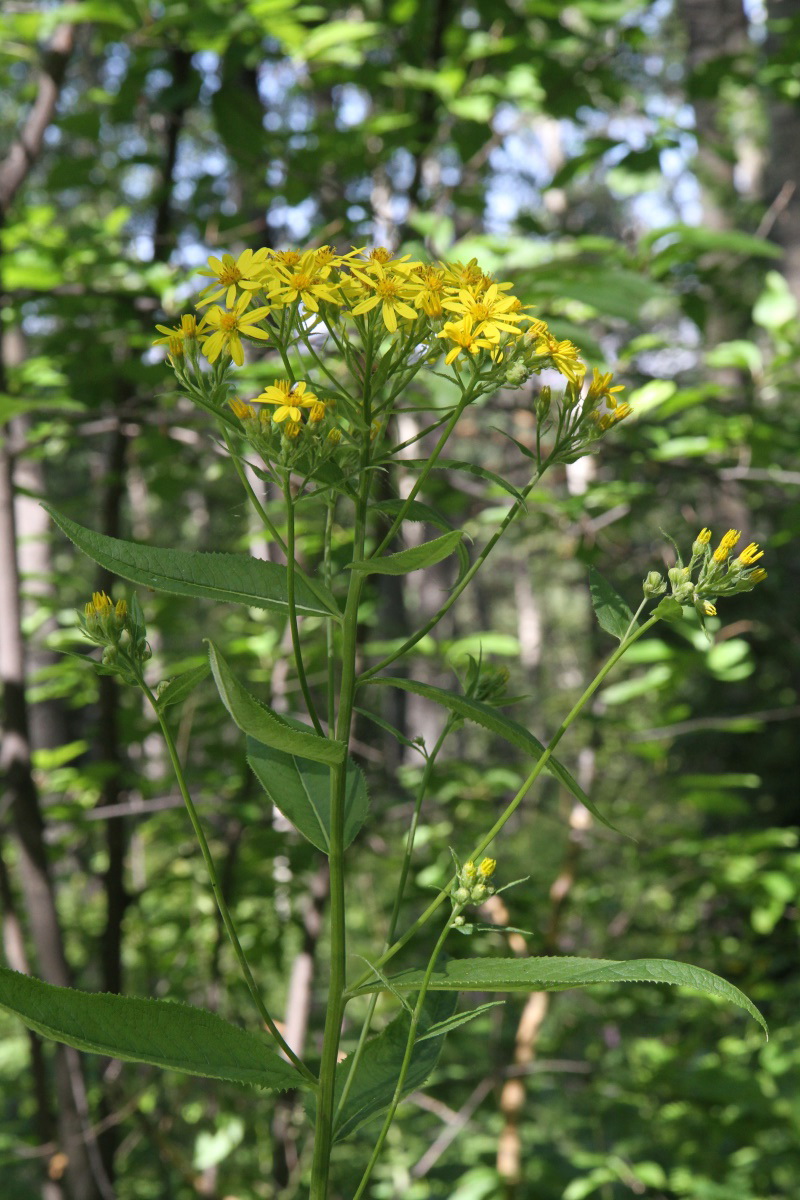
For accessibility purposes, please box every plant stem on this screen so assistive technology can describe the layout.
[334,719,454,1122]
[142,683,316,1086]
[284,483,324,735]
[348,614,662,993]
[369,371,481,560]
[309,334,375,1200]
[359,462,551,683]
[352,905,462,1199]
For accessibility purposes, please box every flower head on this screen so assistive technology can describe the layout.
[435,315,498,365]
[257,379,318,424]
[200,295,272,365]
[196,249,271,308]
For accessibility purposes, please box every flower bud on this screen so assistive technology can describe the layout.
[453,887,470,905]
[643,571,666,597]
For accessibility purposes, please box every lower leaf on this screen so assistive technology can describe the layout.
[0,967,307,1091]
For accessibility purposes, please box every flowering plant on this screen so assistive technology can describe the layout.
[2,244,766,1198]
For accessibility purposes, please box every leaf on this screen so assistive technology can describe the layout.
[350,531,464,576]
[207,642,346,767]
[652,596,684,622]
[371,498,453,531]
[247,736,369,854]
[589,566,636,641]
[366,677,622,834]
[0,966,307,1091]
[400,458,525,503]
[355,957,767,1035]
[416,1000,505,1042]
[331,992,458,1142]
[155,663,210,711]
[44,505,339,620]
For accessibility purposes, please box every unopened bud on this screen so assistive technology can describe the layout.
[643,571,666,598]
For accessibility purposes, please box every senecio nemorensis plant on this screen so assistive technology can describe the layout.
[3,246,769,1197]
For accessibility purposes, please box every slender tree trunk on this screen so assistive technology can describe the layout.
[764,0,800,298]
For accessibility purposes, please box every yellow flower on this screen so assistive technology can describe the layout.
[703,601,717,616]
[737,542,764,565]
[435,315,498,364]
[349,262,419,332]
[528,332,585,384]
[586,367,625,404]
[441,283,525,341]
[196,249,271,308]
[308,400,327,424]
[153,313,205,346]
[478,857,496,879]
[257,380,318,423]
[750,568,767,583]
[712,528,741,563]
[229,398,257,421]
[412,265,447,318]
[268,249,341,312]
[696,528,712,545]
[441,257,485,292]
[200,297,271,366]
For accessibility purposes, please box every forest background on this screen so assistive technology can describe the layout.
[1,1,799,1198]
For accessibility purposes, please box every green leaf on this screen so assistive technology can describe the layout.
[416,1000,505,1042]
[355,957,767,1035]
[0,966,306,1091]
[366,677,622,834]
[400,458,525,503]
[372,498,453,531]
[652,596,684,623]
[207,642,346,767]
[331,992,458,1142]
[350,531,464,576]
[589,566,636,641]
[155,663,210,711]
[44,505,339,620]
[247,736,369,854]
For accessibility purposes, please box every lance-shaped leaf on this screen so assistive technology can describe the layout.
[154,662,210,711]
[366,676,621,833]
[354,957,767,1035]
[399,458,526,503]
[350,530,464,577]
[330,992,458,1142]
[44,505,339,620]
[247,736,369,853]
[589,566,636,641]
[0,966,308,1091]
[208,641,346,767]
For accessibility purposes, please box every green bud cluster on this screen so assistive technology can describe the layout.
[646,527,767,626]
[453,856,497,913]
[78,592,151,686]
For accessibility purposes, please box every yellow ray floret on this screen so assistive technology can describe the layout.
[196,249,270,308]
[257,380,318,423]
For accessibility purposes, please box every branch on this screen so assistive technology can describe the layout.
[0,20,75,214]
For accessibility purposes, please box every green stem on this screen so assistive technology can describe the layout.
[334,718,454,1123]
[359,461,551,683]
[141,683,316,1086]
[349,613,662,993]
[309,336,375,1200]
[284,484,324,735]
[324,498,336,733]
[352,905,462,1199]
[369,370,481,560]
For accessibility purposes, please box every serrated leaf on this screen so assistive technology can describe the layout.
[355,957,766,1035]
[155,663,210,711]
[247,736,369,854]
[208,642,345,767]
[44,505,339,620]
[0,966,306,1091]
[589,566,636,641]
[330,992,458,1142]
[366,677,622,834]
[350,531,464,576]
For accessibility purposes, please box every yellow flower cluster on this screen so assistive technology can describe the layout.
[155,244,595,382]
